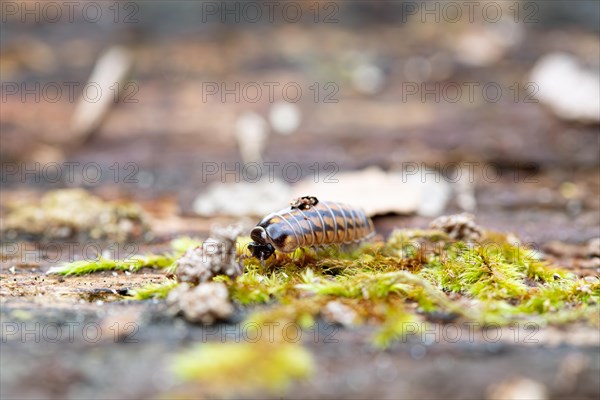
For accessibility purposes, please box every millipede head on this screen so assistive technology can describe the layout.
[248,242,275,261]
[249,226,275,260]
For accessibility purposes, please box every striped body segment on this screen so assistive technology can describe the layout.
[253,199,375,254]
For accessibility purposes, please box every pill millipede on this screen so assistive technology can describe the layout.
[249,196,375,261]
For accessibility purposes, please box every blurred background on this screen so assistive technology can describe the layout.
[1,1,599,398]
[2,0,599,243]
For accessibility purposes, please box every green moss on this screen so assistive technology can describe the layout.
[228,229,597,350]
[245,297,324,329]
[171,341,314,395]
[2,189,149,242]
[422,244,529,300]
[221,270,294,305]
[298,270,434,301]
[132,281,179,300]
[519,278,599,314]
[372,301,420,348]
[48,236,203,277]
[496,239,571,283]
[47,254,175,276]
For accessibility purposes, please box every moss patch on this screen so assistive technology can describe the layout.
[47,254,175,276]
[230,228,598,343]
[131,281,179,300]
[47,237,202,276]
[2,189,149,242]
[171,339,314,395]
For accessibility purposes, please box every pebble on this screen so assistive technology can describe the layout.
[530,52,600,122]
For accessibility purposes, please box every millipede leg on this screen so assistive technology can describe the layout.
[294,247,307,265]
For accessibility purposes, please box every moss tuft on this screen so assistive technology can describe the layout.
[372,301,420,348]
[132,281,179,300]
[47,254,175,276]
[227,228,598,349]
[171,340,314,394]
